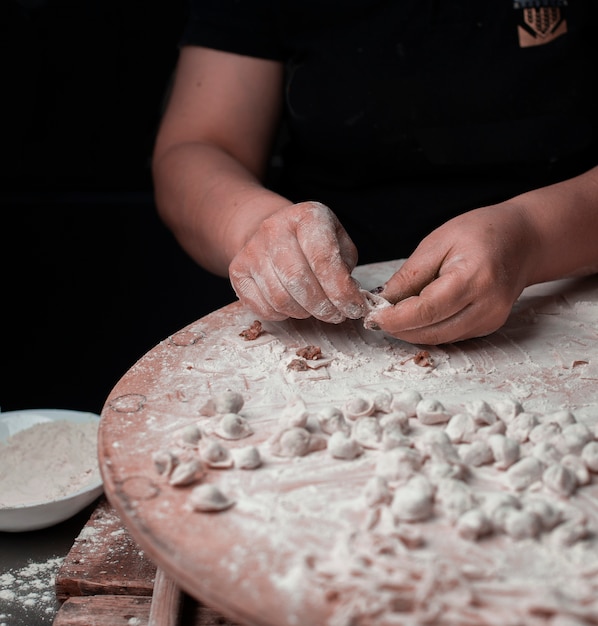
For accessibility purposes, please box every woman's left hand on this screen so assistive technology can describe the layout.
[364,203,538,344]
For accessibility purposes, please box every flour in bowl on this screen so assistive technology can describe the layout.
[0,420,100,507]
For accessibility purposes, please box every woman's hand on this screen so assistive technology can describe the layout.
[229,201,367,323]
[365,203,539,344]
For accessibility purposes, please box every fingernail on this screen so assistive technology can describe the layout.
[328,311,346,324]
[364,317,380,331]
[345,303,365,319]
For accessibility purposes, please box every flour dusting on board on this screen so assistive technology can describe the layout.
[100,265,598,626]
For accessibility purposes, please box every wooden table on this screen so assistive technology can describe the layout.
[53,497,238,626]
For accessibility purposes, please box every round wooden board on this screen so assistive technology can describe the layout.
[98,262,598,626]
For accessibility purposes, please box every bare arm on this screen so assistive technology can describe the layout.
[152,46,289,276]
[152,46,365,322]
[366,166,598,344]
[519,166,598,283]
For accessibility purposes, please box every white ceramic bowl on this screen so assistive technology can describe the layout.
[0,408,103,532]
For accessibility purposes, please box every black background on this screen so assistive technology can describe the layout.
[1,0,236,415]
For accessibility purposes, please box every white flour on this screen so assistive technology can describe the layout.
[100,268,598,625]
[0,557,63,626]
[0,420,100,507]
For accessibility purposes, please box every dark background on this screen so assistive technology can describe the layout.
[1,0,236,415]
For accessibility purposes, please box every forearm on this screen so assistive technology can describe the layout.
[516,166,598,285]
[153,142,291,277]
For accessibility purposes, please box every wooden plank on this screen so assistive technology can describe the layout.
[54,498,240,625]
[55,497,156,600]
[53,595,151,626]
[53,593,240,626]
[148,568,182,626]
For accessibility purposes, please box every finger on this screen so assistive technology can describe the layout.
[370,271,472,333]
[379,298,509,345]
[230,270,290,321]
[297,223,366,320]
[269,245,348,323]
[230,250,312,320]
[379,251,446,304]
[383,303,479,345]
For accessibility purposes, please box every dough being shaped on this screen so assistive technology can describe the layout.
[362,289,392,329]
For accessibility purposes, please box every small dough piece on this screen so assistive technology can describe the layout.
[506,412,538,443]
[504,509,541,540]
[529,421,562,446]
[172,423,203,448]
[200,439,234,468]
[391,475,435,523]
[328,431,363,460]
[436,478,476,522]
[371,388,394,413]
[488,434,520,469]
[213,390,245,414]
[522,496,563,531]
[542,463,578,497]
[270,427,326,457]
[465,400,498,426]
[390,389,422,417]
[188,484,235,512]
[153,449,179,477]
[317,406,351,436]
[558,423,593,455]
[459,440,494,467]
[491,398,523,423]
[531,441,562,466]
[169,458,206,486]
[352,416,383,449]
[215,413,253,440]
[344,396,375,420]
[543,409,576,429]
[418,430,461,466]
[445,413,477,444]
[233,446,262,470]
[279,396,309,429]
[582,441,598,472]
[560,453,590,485]
[363,475,392,507]
[505,456,544,491]
[457,508,492,541]
[200,390,244,416]
[376,447,423,481]
[380,412,410,448]
[416,398,451,425]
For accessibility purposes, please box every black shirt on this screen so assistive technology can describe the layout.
[180,0,598,261]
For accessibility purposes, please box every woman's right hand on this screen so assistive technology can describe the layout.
[229,201,367,323]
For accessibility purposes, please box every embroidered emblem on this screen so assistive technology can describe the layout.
[513,1,568,48]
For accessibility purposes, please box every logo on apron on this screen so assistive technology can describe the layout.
[513,1,568,47]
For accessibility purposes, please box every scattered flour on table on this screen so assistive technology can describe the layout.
[0,556,63,625]
[0,420,100,507]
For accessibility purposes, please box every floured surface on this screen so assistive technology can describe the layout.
[99,261,598,626]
